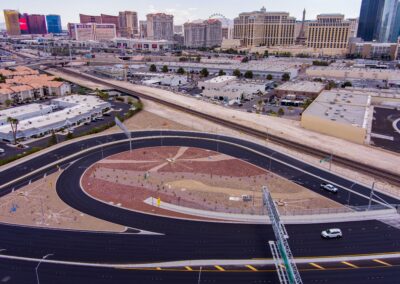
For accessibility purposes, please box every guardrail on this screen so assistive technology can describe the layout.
[54,67,400,186]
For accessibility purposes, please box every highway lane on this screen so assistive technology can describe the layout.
[0,135,398,264]
[0,257,400,284]
[1,131,398,207]
[0,131,399,282]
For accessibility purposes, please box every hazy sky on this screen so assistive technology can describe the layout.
[1,0,363,27]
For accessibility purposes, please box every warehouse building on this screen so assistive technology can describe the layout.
[301,90,371,144]
[275,81,326,98]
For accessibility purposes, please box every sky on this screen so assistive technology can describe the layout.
[0,0,363,27]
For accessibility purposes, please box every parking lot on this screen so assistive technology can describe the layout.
[370,107,400,153]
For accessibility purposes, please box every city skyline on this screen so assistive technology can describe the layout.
[0,0,363,27]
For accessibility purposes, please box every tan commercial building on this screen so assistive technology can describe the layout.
[68,23,116,41]
[146,13,174,41]
[301,89,371,144]
[275,81,326,98]
[306,66,400,81]
[184,19,222,48]
[233,7,295,47]
[4,9,21,36]
[118,11,138,38]
[307,14,350,50]
[348,42,399,61]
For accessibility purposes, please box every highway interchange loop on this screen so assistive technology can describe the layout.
[0,130,400,283]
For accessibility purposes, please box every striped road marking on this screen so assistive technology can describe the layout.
[246,265,258,271]
[341,261,359,268]
[373,259,392,267]
[309,263,325,270]
[185,266,193,271]
[215,265,225,271]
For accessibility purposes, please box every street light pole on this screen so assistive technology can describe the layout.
[35,253,53,284]
[269,152,277,171]
[197,266,202,284]
[347,182,357,206]
[368,182,376,211]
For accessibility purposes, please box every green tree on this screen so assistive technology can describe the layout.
[149,64,157,72]
[326,80,337,90]
[196,55,201,62]
[233,69,241,77]
[278,108,285,116]
[266,74,273,80]
[48,130,58,147]
[282,73,290,81]
[5,99,12,107]
[264,50,269,58]
[161,65,169,73]
[341,81,352,88]
[200,68,209,77]
[218,69,226,76]
[244,70,253,79]
[66,132,74,140]
[7,117,19,145]
[96,89,109,101]
[302,98,315,110]
[0,74,5,83]
[177,67,185,74]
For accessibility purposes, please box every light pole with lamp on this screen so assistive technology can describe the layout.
[36,253,54,284]
[269,152,277,171]
[346,182,357,205]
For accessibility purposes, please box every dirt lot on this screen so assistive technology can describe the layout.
[0,171,124,232]
[82,146,344,217]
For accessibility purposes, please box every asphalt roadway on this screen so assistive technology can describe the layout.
[0,131,399,283]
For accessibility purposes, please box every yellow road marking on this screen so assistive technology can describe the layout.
[246,265,258,271]
[279,264,286,269]
[309,263,325,270]
[156,267,162,270]
[185,266,193,271]
[341,261,359,268]
[215,265,225,271]
[373,259,392,267]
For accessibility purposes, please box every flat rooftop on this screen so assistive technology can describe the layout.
[275,81,326,93]
[303,90,371,128]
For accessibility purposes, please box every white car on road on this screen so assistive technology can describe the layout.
[321,228,342,239]
[320,183,338,193]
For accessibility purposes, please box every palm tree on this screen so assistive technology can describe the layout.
[7,117,19,145]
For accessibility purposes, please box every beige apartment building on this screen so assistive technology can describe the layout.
[146,13,174,41]
[119,11,138,38]
[307,14,351,50]
[233,7,295,47]
[184,19,222,48]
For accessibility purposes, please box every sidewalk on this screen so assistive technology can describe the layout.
[144,197,398,224]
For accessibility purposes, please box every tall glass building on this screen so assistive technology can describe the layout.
[377,0,400,42]
[357,0,385,41]
[46,14,62,34]
[358,0,400,42]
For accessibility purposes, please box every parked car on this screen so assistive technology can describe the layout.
[0,148,4,154]
[320,183,338,193]
[321,228,342,239]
